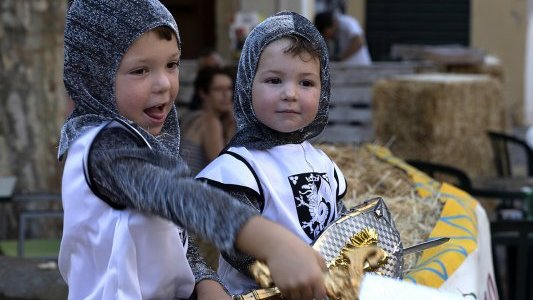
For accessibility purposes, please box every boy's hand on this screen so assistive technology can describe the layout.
[265,243,327,300]
[236,216,327,300]
[195,279,231,300]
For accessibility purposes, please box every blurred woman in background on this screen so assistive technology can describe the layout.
[180,67,236,176]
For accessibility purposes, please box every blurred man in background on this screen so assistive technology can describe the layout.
[314,10,372,65]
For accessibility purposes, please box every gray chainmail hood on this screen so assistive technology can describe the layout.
[58,0,181,160]
[227,11,330,149]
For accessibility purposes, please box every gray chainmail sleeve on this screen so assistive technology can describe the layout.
[186,234,224,288]
[88,128,258,284]
[215,176,348,278]
[218,189,262,277]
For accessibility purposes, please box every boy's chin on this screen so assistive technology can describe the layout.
[146,126,163,136]
[283,125,308,133]
[273,128,306,135]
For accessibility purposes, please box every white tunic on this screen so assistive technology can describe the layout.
[197,141,347,294]
[59,121,195,300]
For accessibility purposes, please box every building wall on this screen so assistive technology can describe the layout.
[216,0,239,63]
[525,0,533,124]
[346,0,365,26]
[472,0,527,126]
[0,0,66,192]
[240,0,315,21]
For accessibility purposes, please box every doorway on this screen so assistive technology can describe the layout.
[160,0,216,59]
[365,0,471,61]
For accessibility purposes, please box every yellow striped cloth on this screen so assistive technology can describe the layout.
[366,144,479,288]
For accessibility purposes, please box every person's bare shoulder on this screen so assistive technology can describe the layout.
[202,112,224,131]
[182,112,207,141]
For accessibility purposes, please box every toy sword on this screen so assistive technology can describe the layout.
[403,237,450,256]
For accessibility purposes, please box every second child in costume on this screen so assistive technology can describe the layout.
[197,11,348,296]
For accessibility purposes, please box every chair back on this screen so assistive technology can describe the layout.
[487,130,533,177]
[406,159,472,192]
[490,221,533,300]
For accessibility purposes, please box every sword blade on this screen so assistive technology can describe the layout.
[403,237,450,256]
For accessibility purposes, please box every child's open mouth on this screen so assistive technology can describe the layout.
[144,104,166,122]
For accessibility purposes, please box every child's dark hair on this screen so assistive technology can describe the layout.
[281,34,321,62]
[152,26,176,41]
[189,66,235,110]
[314,11,335,34]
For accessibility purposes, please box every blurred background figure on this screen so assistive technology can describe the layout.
[314,10,371,65]
[180,67,236,270]
[180,67,236,176]
[197,47,225,69]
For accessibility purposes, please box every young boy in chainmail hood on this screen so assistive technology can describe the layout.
[58,1,329,299]
[197,11,348,296]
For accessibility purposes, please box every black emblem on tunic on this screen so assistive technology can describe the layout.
[288,172,334,240]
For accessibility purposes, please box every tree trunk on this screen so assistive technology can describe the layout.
[0,0,66,193]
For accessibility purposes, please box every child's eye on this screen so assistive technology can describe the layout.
[131,68,148,75]
[266,78,281,84]
[167,61,179,69]
[301,80,315,87]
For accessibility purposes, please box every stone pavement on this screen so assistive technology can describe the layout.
[0,256,67,300]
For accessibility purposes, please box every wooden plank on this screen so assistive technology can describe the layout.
[330,68,420,85]
[328,107,372,125]
[312,125,374,144]
[329,61,434,72]
[330,87,372,105]
[329,61,435,85]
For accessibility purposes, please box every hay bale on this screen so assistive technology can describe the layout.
[317,144,443,272]
[372,73,506,177]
